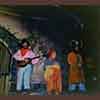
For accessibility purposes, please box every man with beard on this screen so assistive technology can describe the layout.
[13,39,39,95]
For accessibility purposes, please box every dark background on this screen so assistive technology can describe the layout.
[0,6,99,94]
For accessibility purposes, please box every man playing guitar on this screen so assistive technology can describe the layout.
[13,39,39,95]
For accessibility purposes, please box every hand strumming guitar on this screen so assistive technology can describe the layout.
[24,58,31,63]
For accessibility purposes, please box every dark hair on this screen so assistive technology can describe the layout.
[20,39,30,48]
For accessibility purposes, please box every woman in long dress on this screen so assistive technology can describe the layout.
[67,42,86,92]
[44,49,62,95]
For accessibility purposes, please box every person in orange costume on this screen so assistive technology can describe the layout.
[44,48,62,95]
[67,40,86,92]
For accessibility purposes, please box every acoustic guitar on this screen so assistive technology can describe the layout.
[17,54,46,67]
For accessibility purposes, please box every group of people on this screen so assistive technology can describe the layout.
[13,39,86,95]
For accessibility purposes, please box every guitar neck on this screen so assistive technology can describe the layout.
[31,56,41,60]
[30,54,46,60]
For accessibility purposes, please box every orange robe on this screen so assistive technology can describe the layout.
[44,64,62,94]
[67,51,85,84]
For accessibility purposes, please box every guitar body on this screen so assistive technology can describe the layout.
[16,54,46,68]
[17,61,27,67]
[17,58,31,67]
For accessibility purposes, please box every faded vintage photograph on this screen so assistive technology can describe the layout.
[0,6,99,96]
